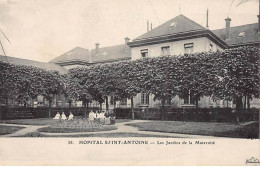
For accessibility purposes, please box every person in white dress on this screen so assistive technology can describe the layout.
[68,112,74,120]
[61,112,67,120]
[99,111,105,124]
[89,111,95,121]
[53,112,61,119]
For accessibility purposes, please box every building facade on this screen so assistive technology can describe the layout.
[1,14,259,109]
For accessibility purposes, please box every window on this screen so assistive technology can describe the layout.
[120,98,127,105]
[161,46,170,55]
[141,93,149,105]
[183,96,195,104]
[170,22,177,28]
[184,43,194,54]
[183,92,195,104]
[141,49,148,58]
[238,32,245,37]
[209,44,213,52]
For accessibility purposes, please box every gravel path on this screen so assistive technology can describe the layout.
[0,123,48,137]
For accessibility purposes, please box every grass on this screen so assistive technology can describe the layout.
[127,121,259,139]
[0,125,25,135]
[18,132,180,138]
[0,118,59,126]
[37,125,117,133]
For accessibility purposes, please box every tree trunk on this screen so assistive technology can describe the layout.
[247,95,250,109]
[161,98,166,121]
[131,97,134,120]
[5,97,8,106]
[99,102,102,112]
[235,95,243,125]
[195,99,199,108]
[113,97,116,109]
[226,100,229,108]
[243,95,246,109]
[48,100,52,118]
[82,99,87,118]
[86,100,89,117]
[69,101,71,112]
[105,96,109,112]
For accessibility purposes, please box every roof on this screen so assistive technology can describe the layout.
[128,14,228,49]
[212,23,260,47]
[133,14,206,41]
[49,47,90,64]
[0,55,67,74]
[90,44,131,63]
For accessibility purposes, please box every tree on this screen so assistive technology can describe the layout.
[212,46,259,123]
[40,70,62,118]
[67,67,93,117]
[147,56,180,119]
[114,60,141,119]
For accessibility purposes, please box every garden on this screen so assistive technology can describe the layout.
[0,46,259,138]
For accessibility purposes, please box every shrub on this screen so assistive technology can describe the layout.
[113,107,259,123]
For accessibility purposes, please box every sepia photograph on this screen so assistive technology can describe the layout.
[0,0,259,166]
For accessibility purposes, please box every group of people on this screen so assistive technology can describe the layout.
[88,110,113,125]
[52,110,114,124]
[53,112,74,120]
[88,111,105,121]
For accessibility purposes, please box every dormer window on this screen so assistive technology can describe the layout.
[170,22,177,28]
[238,32,245,37]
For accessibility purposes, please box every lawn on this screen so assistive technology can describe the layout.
[19,132,180,137]
[0,118,59,126]
[37,125,117,133]
[127,121,259,139]
[0,125,25,135]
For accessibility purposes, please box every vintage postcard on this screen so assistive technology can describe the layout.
[0,0,259,166]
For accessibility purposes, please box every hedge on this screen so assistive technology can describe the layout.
[0,106,99,120]
[113,107,259,123]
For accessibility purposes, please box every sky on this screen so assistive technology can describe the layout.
[0,0,259,62]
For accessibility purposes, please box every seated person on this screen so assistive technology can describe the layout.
[99,111,106,124]
[89,111,95,121]
[61,112,67,120]
[95,111,101,123]
[68,112,74,120]
[53,112,61,119]
[100,111,105,118]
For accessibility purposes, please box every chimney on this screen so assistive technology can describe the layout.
[258,0,260,33]
[257,14,260,33]
[147,20,149,32]
[150,23,153,30]
[206,9,209,29]
[124,37,130,45]
[95,43,99,52]
[225,17,231,40]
